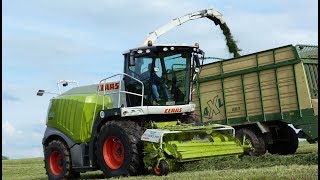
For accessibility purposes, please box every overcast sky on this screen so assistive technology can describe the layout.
[2,0,318,159]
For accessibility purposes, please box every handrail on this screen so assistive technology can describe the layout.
[97,73,144,108]
[91,73,144,131]
[57,80,79,94]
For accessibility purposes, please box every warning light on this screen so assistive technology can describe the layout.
[147,40,153,46]
[195,43,199,48]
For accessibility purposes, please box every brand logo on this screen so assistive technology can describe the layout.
[98,82,120,91]
[164,108,182,113]
[203,95,224,119]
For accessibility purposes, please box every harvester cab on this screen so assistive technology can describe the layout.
[92,43,204,124]
[123,43,202,107]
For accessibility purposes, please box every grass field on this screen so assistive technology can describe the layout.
[2,141,318,180]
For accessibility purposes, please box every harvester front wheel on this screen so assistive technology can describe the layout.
[153,160,169,176]
[95,120,143,178]
[236,128,266,156]
[44,140,78,180]
[268,125,298,155]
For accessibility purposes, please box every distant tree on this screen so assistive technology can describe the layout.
[2,156,9,160]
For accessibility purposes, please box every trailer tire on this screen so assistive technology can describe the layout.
[306,137,318,144]
[184,115,202,125]
[268,125,298,155]
[153,160,169,176]
[44,140,78,180]
[95,120,144,178]
[236,128,266,156]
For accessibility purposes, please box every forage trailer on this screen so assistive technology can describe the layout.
[193,44,318,156]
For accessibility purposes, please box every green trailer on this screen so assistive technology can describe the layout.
[193,44,318,155]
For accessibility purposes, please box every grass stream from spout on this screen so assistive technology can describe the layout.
[219,23,241,58]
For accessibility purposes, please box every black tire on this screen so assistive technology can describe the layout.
[153,160,169,176]
[44,140,79,180]
[95,120,144,178]
[183,115,202,125]
[236,128,267,156]
[268,125,299,155]
[306,137,318,144]
[71,172,80,179]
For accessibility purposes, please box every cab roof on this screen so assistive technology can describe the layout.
[123,45,200,55]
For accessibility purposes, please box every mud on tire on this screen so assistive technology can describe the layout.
[44,140,79,180]
[236,128,267,156]
[95,120,144,178]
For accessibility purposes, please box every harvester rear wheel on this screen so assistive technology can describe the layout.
[44,140,79,180]
[153,160,169,176]
[268,125,298,155]
[95,120,144,178]
[236,128,266,156]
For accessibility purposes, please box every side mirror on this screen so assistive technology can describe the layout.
[37,90,45,96]
[36,89,59,96]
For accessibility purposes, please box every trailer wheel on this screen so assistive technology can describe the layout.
[183,115,202,125]
[306,137,318,144]
[44,140,78,180]
[153,160,169,176]
[236,128,266,156]
[268,125,298,155]
[95,120,143,178]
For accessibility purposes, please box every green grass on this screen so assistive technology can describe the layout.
[2,141,318,180]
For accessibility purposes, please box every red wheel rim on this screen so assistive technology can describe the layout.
[103,136,124,169]
[49,151,63,175]
[153,164,161,175]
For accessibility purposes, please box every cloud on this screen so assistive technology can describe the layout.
[2,121,16,136]
[3,147,44,159]
[2,91,21,102]
[208,5,318,55]
[2,120,44,159]
[3,33,97,63]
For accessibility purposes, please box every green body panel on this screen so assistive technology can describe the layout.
[47,94,112,143]
[194,44,318,141]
